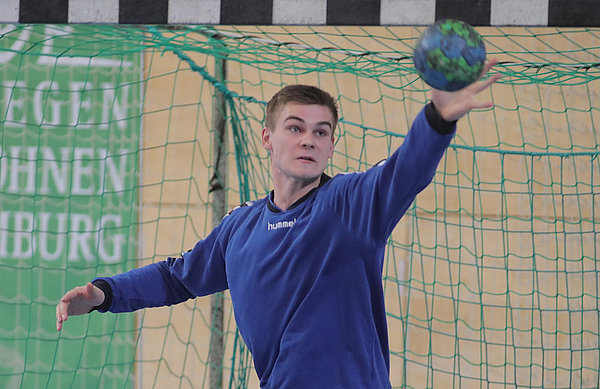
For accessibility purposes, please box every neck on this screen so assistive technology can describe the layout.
[271,175,321,211]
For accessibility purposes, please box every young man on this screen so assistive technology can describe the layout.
[57,60,500,388]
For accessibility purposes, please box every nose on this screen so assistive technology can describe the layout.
[300,133,315,149]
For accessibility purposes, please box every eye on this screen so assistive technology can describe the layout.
[316,129,329,137]
[290,125,301,133]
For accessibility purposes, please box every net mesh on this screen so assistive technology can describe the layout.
[1,24,599,388]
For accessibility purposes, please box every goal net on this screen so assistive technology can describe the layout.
[1,24,599,388]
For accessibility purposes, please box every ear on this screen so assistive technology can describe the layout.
[262,127,272,151]
[327,136,335,158]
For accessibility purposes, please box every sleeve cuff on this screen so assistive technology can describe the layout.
[425,102,457,135]
[88,279,113,313]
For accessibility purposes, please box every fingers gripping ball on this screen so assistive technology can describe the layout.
[413,19,486,92]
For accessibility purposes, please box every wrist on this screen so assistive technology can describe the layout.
[425,102,456,135]
[89,279,112,312]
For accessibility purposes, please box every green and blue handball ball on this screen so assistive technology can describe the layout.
[413,19,486,92]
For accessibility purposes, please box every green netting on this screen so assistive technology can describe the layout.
[1,24,599,388]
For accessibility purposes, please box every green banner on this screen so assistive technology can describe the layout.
[0,25,141,388]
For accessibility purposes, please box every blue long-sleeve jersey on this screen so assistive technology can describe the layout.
[94,105,455,388]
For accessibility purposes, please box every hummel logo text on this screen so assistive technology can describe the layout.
[267,218,297,231]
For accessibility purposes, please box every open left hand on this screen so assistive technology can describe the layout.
[56,282,105,331]
[431,58,502,122]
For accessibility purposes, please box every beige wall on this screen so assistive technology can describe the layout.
[136,26,599,388]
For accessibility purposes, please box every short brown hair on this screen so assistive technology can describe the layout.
[265,85,339,133]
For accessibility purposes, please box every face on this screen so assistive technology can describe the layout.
[262,103,335,186]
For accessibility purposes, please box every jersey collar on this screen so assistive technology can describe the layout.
[267,173,331,213]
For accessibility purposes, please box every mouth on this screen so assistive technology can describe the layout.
[297,156,315,162]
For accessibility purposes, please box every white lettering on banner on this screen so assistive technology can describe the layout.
[72,148,95,195]
[0,25,31,64]
[33,80,61,126]
[97,149,127,193]
[0,211,125,263]
[70,81,94,128]
[39,147,70,194]
[97,214,125,263]
[0,212,8,258]
[1,79,132,130]
[0,26,130,68]
[8,147,37,193]
[37,26,132,68]
[2,81,26,123]
[38,212,67,261]
[0,146,129,195]
[101,82,130,130]
[68,213,95,262]
[12,212,34,259]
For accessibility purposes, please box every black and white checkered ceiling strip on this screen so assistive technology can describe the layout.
[1,0,599,26]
